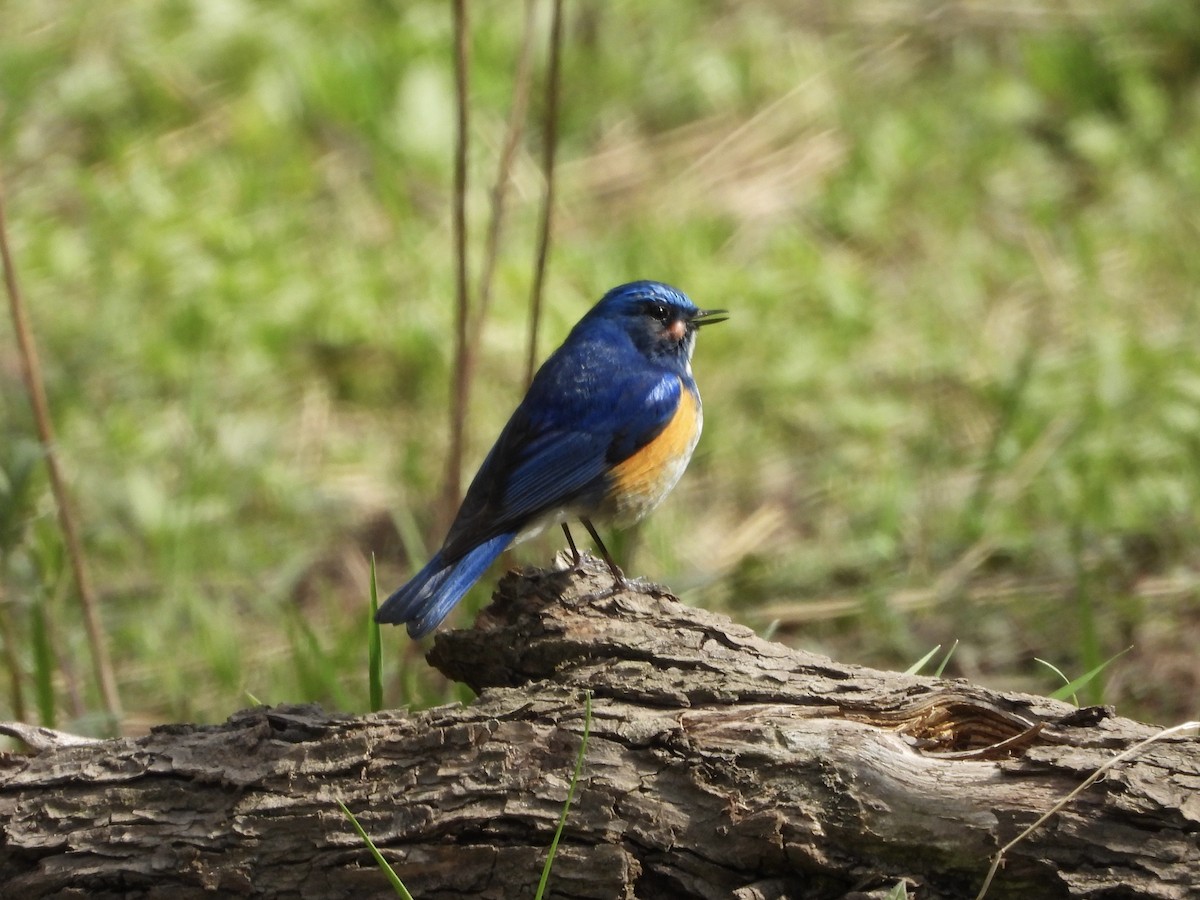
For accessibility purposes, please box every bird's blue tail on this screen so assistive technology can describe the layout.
[375,532,514,638]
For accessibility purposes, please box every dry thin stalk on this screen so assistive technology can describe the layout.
[973,719,1200,899]
[442,0,537,535]
[472,0,538,349]
[524,0,564,387]
[0,174,123,730]
[442,0,472,525]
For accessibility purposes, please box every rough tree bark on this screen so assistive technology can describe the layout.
[0,556,1197,899]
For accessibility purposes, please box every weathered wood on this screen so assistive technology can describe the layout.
[1,555,1197,899]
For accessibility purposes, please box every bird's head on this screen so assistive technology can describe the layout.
[589,281,728,365]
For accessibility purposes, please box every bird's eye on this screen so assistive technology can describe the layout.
[646,302,670,322]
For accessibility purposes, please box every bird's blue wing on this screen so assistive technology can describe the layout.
[501,369,682,518]
[602,374,683,463]
[442,348,682,559]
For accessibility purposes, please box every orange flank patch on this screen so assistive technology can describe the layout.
[608,384,702,525]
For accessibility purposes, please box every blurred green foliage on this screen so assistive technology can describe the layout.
[1,0,1198,731]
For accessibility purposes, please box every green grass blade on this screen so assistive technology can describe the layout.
[933,640,959,678]
[1035,657,1070,688]
[534,690,592,900]
[337,800,415,900]
[1043,647,1132,703]
[369,554,384,713]
[904,645,941,676]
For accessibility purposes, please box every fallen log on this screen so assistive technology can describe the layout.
[1,555,1196,899]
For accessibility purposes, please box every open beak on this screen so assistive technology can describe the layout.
[690,308,729,328]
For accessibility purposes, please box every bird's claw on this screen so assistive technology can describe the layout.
[579,573,672,604]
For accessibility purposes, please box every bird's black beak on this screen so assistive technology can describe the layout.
[690,308,729,328]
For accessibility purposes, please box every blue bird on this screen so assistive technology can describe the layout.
[376,280,727,638]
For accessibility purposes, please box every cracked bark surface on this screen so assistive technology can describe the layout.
[1,556,1197,899]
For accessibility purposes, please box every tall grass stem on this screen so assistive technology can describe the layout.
[443,0,472,528]
[472,0,538,353]
[524,0,564,387]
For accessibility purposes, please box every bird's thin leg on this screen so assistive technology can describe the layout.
[581,517,627,589]
[561,523,583,569]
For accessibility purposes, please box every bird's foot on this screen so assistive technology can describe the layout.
[578,569,673,603]
[554,540,676,602]
[619,575,672,598]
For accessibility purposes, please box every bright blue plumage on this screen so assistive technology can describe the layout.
[380,533,514,639]
[376,281,727,637]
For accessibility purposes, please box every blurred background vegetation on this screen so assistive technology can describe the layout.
[1,0,1198,735]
